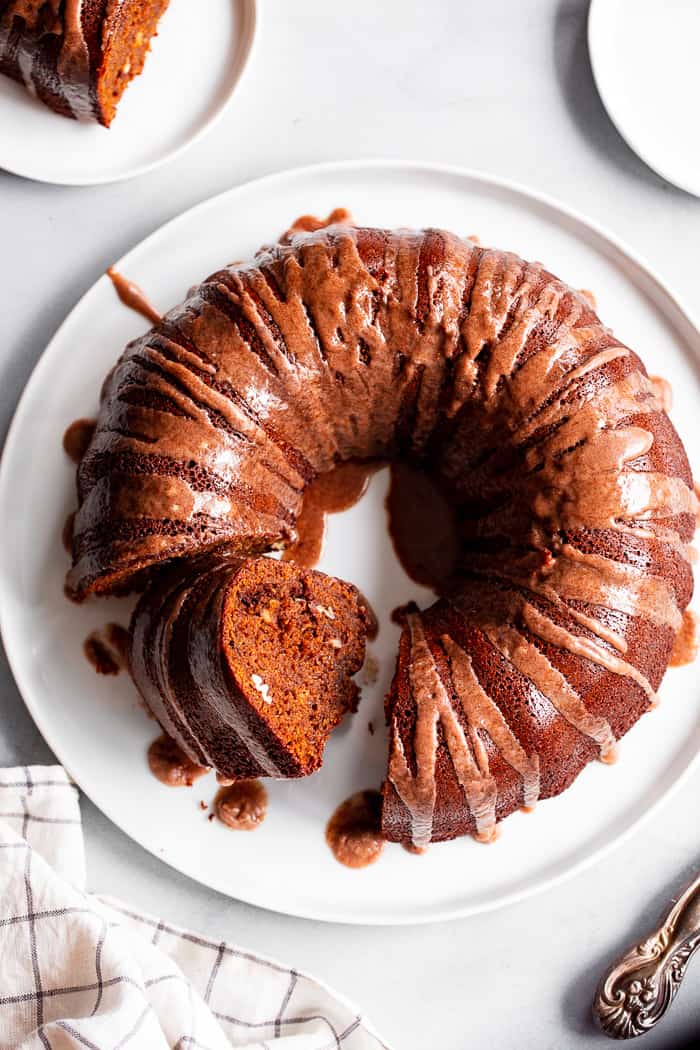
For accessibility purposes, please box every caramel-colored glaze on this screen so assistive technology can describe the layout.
[391,615,540,847]
[84,633,119,676]
[62,418,95,464]
[475,826,500,844]
[83,621,129,672]
[402,841,428,855]
[283,460,382,568]
[649,375,673,414]
[105,622,130,668]
[326,789,385,869]
[147,733,209,787]
[386,462,459,590]
[214,780,268,831]
[282,207,355,243]
[670,610,700,667]
[107,267,162,326]
[83,623,129,676]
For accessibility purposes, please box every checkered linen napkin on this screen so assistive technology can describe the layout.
[0,767,390,1050]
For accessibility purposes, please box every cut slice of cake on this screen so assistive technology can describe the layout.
[0,1,171,126]
[129,554,372,780]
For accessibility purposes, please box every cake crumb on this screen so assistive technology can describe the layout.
[208,813,215,822]
[199,800,207,811]
[368,721,374,736]
[251,673,272,704]
[360,654,379,686]
[260,600,279,625]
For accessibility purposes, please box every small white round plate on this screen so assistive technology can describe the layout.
[1,161,699,924]
[589,0,700,197]
[0,0,257,186]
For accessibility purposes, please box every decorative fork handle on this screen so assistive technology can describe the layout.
[593,868,700,1039]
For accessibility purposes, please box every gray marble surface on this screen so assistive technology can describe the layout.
[1,2,699,1047]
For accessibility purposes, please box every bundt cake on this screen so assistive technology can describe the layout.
[0,1,170,126]
[129,553,372,778]
[67,222,696,846]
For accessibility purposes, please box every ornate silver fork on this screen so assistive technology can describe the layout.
[593,868,700,1039]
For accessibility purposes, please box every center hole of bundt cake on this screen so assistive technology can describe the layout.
[284,458,460,595]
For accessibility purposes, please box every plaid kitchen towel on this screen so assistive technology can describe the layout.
[0,767,390,1050]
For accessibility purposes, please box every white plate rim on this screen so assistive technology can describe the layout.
[0,0,259,187]
[588,0,700,198]
[1,158,699,925]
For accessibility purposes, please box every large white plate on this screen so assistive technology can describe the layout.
[588,0,700,197]
[1,161,699,925]
[0,1,257,185]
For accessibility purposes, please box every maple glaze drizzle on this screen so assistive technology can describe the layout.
[107,266,162,326]
[83,623,130,676]
[283,460,381,568]
[326,789,385,868]
[147,733,209,787]
[214,780,268,830]
[282,207,355,243]
[670,610,700,667]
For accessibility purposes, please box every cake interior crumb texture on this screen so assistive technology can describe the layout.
[222,559,367,773]
[97,1,170,127]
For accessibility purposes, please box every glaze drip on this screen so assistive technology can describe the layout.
[670,609,700,667]
[107,267,162,326]
[326,789,385,868]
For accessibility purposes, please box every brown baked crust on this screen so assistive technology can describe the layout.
[129,554,371,779]
[0,0,169,126]
[67,224,695,841]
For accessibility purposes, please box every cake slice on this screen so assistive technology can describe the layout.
[0,1,170,126]
[129,554,372,779]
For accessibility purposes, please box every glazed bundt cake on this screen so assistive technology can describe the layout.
[0,1,170,126]
[67,222,696,845]
[130,554,372,779]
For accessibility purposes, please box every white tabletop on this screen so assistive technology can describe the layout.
[1,1,699,1046]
